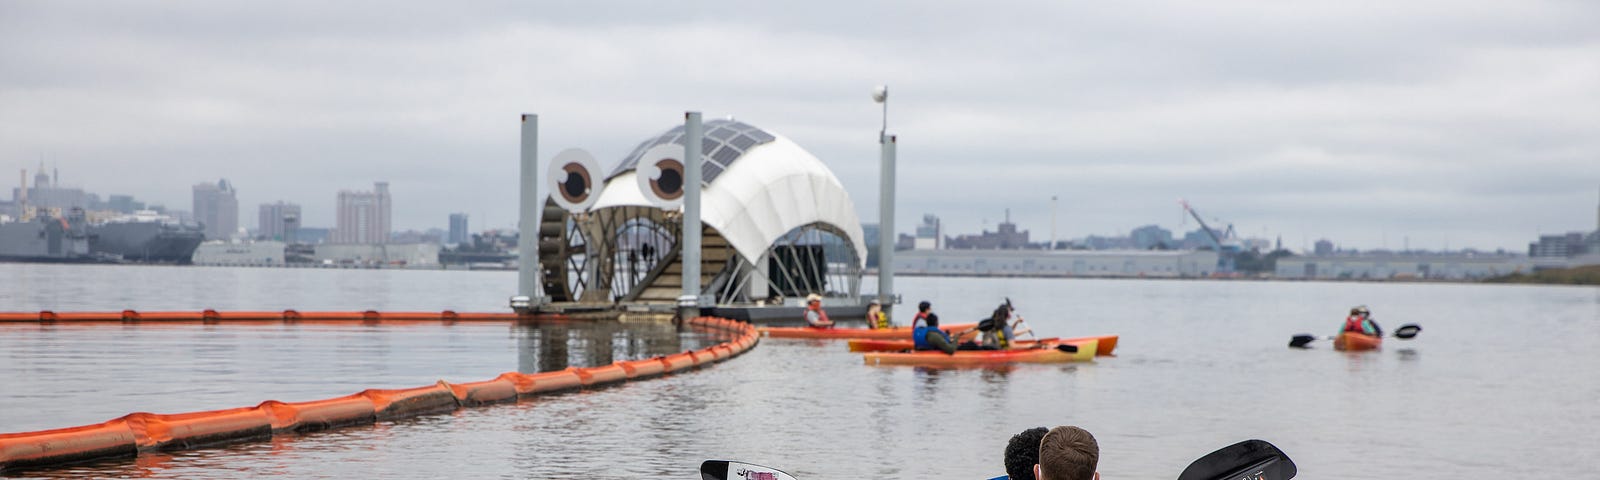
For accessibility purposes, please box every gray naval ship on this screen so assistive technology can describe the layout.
[87,210,205,264]
[0,208,102,263]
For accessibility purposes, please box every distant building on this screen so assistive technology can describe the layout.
[1180,229,1216,250]
[448,213,469,245]
[948,210,1029,250]
[295,227,330,245]
[13,165,94,213]
[1277,253,1531,280]
[1130,225,1172,250]
[1314,239,1334,256]
[106,194,144,214]
[914,214,941,250]
[192,179,239,240]
[1082,235,1133,250]
[191,240,285,266]
[1529,232,1589,258]
[333,181,391,244]
[894,249,1220,278]
[391,229,444,245]
[258,201,302,242]
[313,243,440,267]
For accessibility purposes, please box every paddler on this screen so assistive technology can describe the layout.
[804,293,834,329]
[980,302,1017,349]
[864,298,891,329]
[951,301,1015,350]
[911,300,957,355]
[1341,305,1383,337]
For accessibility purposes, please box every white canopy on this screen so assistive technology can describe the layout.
[592,133,867,269]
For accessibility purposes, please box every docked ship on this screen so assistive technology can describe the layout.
[87,210,205,264]
[0,209,102,263]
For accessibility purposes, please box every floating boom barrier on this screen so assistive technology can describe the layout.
[0,309,527,323]
[0,314,758,473]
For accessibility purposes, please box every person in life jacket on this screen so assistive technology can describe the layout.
[865,298,891,329]
[912,300,957,355]
[804,293,834,328]
[979,302,1017,349]
[1341,305,1383,337]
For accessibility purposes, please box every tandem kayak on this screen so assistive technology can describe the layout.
[759,323,976,340]
[848,335,1119,356]
[1333,332,1381,351]
[861,337,1099,366]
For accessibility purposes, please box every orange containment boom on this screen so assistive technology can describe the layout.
[0,309,528,324]
[0,316,757,473]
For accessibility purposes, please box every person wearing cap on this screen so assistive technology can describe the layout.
[804,293,834,329]
[864,299,890,329]
[1341,305,1383,337]
[911,300,957,355]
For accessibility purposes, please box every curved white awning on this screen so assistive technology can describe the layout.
[592,133,867,269]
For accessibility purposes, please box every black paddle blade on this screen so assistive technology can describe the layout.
[700,460,798,480]
[1393,323,1422,339]
[1055,344,1079,353]
[1178,439,1296,480]
[1288,334,1316,348]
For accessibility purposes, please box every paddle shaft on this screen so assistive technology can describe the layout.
[1290,323,1421,348]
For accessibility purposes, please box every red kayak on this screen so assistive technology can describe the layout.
[1333,332,1381,351]
[848,335,1119,356]
[759,323,976,340]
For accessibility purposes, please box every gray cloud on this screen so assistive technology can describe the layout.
[1,0,1596,251]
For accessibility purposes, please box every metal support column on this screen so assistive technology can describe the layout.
[512,114,541,314]
[878,135,897,313]
[677,112,704,321]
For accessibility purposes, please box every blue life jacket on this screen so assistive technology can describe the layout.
[913,325,950,351]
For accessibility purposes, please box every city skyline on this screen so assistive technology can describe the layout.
[2,2,1597,251]
[5,163,1595,254]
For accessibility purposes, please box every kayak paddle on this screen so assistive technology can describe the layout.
[1289,323,1421,348]
[700,460,799,480]
[1177,439,1297,480]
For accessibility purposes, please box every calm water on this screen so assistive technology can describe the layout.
[1,263,1597,479]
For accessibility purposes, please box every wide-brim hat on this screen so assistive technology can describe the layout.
[806,293,822,303]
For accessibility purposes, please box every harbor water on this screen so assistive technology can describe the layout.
[1,263,1597,478]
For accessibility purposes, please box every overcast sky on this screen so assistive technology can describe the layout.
[2,1,1597,251]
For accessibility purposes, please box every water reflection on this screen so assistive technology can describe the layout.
[913,367,943,402]
[515,320,725,373]
[978,368,1011,401]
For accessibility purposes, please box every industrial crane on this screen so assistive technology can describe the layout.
[1178,199,1240,273]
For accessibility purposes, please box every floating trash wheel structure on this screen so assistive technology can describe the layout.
[541,119,867,307]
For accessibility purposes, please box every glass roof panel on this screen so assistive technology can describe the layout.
[608,119,779,182]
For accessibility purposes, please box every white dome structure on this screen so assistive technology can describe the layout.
[539,119,866,306]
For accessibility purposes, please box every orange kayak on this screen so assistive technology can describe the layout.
[862,338,1098,367]
[1334,332,1382,351]
[848,334,1118,356]
[760,323,976,340]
